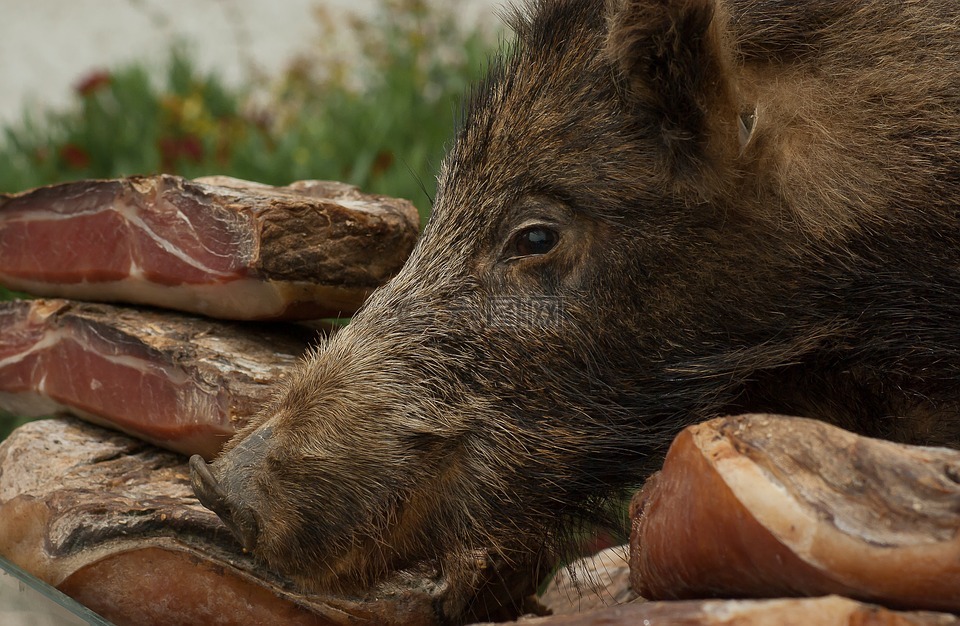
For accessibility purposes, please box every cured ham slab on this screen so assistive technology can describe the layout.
[0,298,312,459]
[630,414,960,612]
[0,418,538,625]
[0,175,419,320]
[0,418,434,625]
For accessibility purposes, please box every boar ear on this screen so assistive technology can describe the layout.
[606,0,740,177]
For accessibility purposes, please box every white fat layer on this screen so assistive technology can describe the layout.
[0,276,370,320]
[0,390,70,418]
[0,391,232,460]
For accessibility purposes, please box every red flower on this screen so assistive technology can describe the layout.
[371,149,395,177]
[178,134,204,162]
[158,135,205,170]
[74,71,112,97]
[59,144,91,170]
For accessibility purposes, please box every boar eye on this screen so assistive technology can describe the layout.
[512,226,559,257]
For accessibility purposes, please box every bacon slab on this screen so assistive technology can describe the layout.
[0,418,542,625]
[0,175,419,320]
[630,414,960,613]
[0,299,312,459]
[0,418,445,626]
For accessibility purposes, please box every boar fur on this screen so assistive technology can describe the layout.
[192,0,960,621]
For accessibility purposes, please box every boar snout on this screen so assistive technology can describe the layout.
[189,425,272,552]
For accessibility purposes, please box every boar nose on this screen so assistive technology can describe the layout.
[189,426,272,552]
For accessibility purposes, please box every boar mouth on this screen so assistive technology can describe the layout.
[189,428,271,552]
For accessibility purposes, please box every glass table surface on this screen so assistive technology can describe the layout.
[0,556,113,625]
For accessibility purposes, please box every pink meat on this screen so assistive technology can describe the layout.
[0,176,420,320]
[0,182,246,285]
[0,299,311,459]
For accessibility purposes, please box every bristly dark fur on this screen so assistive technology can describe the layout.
[200,0,960,622]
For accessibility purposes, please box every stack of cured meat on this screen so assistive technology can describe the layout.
[0,175,469,625]
[2,176,960,625]
[0,175,420,458]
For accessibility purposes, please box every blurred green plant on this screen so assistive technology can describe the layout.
[254,0,494,222]
[0,50,240,194]
[0,0,495,223]
[0,0,497,439]
[0,412,36,443]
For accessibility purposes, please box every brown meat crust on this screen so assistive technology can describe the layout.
[0,299,312,458]
[0,175,420,319]
[630,414,960,611]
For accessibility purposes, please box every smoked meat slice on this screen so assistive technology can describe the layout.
[630,414,960,612]
[0,418,467,626]
[0,175,419,320]
[0,298,311,459]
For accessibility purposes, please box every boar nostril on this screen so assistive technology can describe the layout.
[189,454,260,552]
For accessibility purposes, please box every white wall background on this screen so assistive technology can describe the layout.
[0,0,505,127]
